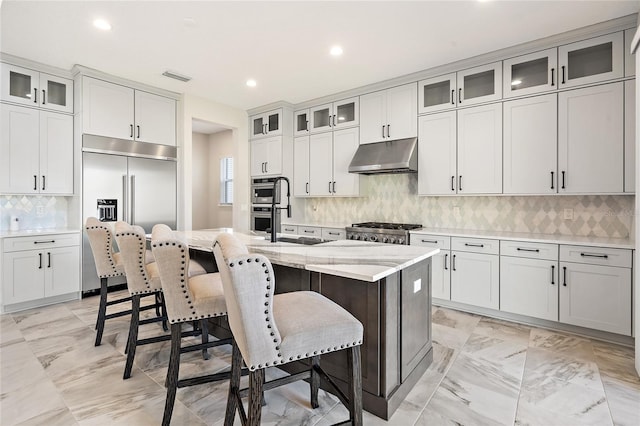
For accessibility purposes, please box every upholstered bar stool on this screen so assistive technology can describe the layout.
[151,229,233,426]
[213,233,364,426]
[85,217,160,347]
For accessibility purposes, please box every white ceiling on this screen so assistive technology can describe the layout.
[1,1,638,111]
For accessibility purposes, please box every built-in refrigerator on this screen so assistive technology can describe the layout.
[82,134,177,292]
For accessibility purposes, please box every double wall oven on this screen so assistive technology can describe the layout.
[250,177,281,233]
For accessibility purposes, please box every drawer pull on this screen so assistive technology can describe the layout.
[34,240,55,244]
[551,265,555,285]
[464,243,484,248]
[444,253,448,270]
[580,253,608,259]
[304,230,315,234]
[38,253,42,269]
[328,232,340,235]
[284,228,295,232]
[47,252,51,268]
[452,254,456,271]
[517,248,540,253]
[421,239,438,244]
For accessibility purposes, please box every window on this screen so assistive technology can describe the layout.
[220,157,233,204]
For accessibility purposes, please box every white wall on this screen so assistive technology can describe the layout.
[180,94,249,231]
[191,132,210,229]
[208,130,234,228]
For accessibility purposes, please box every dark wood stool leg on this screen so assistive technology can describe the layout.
[347,346,363,426]
[200,319,210,360]
[224,339,242,426]
[159,292,168,331]
[248,368,265,426]
[123,294,140,379]
[94,278,108,346]
[162,323,182,426]
[310,355,320,409]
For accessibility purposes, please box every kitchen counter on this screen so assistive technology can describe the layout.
[183,229,439,282]
[281,221,350,229]
[0,228,81,239]
[411,227,634,249]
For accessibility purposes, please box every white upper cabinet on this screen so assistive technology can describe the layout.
[250,136,282,177]
[309,97,359,134]
[293,136,310,197]
[418,73,457,114]
[503,93,558,194]
[558,82,624,193]
[624,80,635,193]
[503,48,558,98]
[250,109,282,139]
[331,127,360,196]
[360,83,417,144]
[294,109,310,136]
[456,62,502,107]
[624,28,636,77]
[309,132,333,196]
[82,76,176,145]
[1,63,73,113]
[558,32,624,88]
[418,111,457,195]
[39,111,74,194]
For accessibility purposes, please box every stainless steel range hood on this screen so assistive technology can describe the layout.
[348,138,418,174]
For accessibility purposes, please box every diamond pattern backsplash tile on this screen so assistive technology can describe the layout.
[0,195,68,231]
[303,174,634,238]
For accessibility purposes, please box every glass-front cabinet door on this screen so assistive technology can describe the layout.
[1,64,40,107]
[457,62,503,107]
[310,103,333,133]
[250,109,282,139]
[558,32,623,88]
[503,48,558,98]
[333,97,359,130]
[418,73,457,114]
[39,73,74,113]
[294,109,310,136]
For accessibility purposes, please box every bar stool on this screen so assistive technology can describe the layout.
[151,229,232,426]
[213,233,364,426]
[85,217,160,347]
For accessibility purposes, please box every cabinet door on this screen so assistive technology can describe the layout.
[332,127,360,196]
[294,109,310,136]
[359,89,387,144]
[39,73,73,113]
[558,32,624,88]
[333,97,359,129]
[44,246,80,297]
[3,251,45,304]
[418,73,457,114]
[134,91,176,146]
[309,132,333,196]
[250,139,268,176]
[265,109,282,137]
[451,251,499,310]
[0,104,39,194]
[40,111,74,194]
[417,111,457,195]
[503,93,557,194]
[82,77,135,140]
[624,28,635,77]
[264,136,282,176]
[310,103,333,133]
[560,262,631,335]
[251,113,267,139]
[1,63,39,107]
[457,103,502,194]
[386,83,418,140]
[503,48,558,98]
[431,251,451,300]
[457,62,502,106]
[624,80,635,193]
[501,257,558,321]
[558,82,623,193]
[293,136,310,197]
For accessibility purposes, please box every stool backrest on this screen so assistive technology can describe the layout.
[85,217,121,278]
[151,223,173,241]
[114,221,156,295]
[213,233,283,370]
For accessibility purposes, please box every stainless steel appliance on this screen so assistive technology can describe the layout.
[251,177,281,204]
[346,222,422,245]
[82,134,177,292]
[348,138,418,174]
[251,206,280,234]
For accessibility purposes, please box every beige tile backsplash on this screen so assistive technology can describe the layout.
[302,174,634,238]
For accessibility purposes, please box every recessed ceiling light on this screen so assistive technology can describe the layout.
[246,79,257,87]
[330,46,343,56]
[93,18,112,31]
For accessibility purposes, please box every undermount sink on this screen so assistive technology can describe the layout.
[272,236,324,245]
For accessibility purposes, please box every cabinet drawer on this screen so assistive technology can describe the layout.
[560,245,632,268]
[3,233,80,252]
[411,234,450,250]
[298,226,321,237]
[281,225,298,235]
[500,240,558,261]
[451,237,499,255]
[322,228,345,240]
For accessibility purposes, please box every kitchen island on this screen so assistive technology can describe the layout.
[182,229,439,420]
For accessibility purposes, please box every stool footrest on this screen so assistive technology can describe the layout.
[105,296,132,306]
[177,370,231,388]
[139,316,167,326]
[180,337,231,354]
[137,334,171,346]
[104,310,132,320]
[238,370,311,399]
[315,365,349,409]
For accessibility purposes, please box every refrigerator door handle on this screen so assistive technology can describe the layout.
[130,175,136,225]
[122,175,128,222]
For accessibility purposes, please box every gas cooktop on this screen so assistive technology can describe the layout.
[350,222,422,231]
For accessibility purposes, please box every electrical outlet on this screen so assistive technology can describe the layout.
[564,208,574,220]
[36,206,44,216]
[413,279,422,294]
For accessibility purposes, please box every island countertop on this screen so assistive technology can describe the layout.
[180,229,439,282]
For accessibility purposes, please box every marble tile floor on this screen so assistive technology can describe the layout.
[1,291,638,426]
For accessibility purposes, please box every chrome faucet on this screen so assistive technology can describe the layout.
[270,176,291,243]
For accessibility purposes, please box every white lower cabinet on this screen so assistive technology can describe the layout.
[450,238,500,310]
[411,234,451,300]
[559,245,632,336]
[2,233,80,309]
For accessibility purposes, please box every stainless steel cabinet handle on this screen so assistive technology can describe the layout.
[42,175,45,191]
[452,254,456,271]
[47,252,51,268]
[34,175,37,191]
[33,240,55,244]
[33,88,38,103]
[136,125,140,139]
[562,266,567,286]
[130,175,136,225]
[38,253,42,269]
[550,68,555,86]
[516,247,539,253]
[551,264,555,285]
[421,239,438,244]
[130,124,134,138]
[42,89,46,104]
[122,175,128,222]
[444,253,449,270]
[580,253,609,259]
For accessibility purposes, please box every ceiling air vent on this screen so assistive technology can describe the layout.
[162,70,191,82]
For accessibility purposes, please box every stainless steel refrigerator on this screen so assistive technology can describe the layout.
[82,134,177,292]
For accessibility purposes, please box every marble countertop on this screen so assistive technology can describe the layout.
[0,228,81,239]
[410,227,634,249]
[182,229,439,282]
[281,221,350,229]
